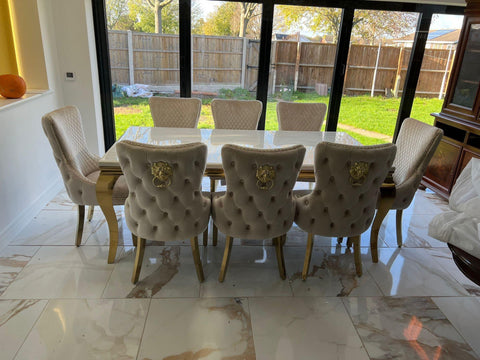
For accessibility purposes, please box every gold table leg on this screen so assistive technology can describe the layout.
[96,171,121,264]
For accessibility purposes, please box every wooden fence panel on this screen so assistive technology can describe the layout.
[108,31,455,98]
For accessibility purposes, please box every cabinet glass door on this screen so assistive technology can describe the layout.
[451,24,480,109]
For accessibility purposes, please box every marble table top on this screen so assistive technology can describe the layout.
[99,127,361,170]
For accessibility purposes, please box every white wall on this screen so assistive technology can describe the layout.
[0,0,104,245]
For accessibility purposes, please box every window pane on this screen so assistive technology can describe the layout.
[337,10,418,145]
[267,5,341,130]
[106,0,180,139]
[192,0,262,128]
[411,14,463,124]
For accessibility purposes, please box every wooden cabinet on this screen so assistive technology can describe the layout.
[422,0,480,198]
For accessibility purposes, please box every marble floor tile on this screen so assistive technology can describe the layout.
[85,207,138,247]
[366,248,470,296]
[1,246,116,299]
[137,298,254,359]
[14,299,149,360]
[287,247,383,297]
[403,189,450,216]
[344,297,477,360]
[103,245,201,298]
[383,212,447,248]
[249,297,369,360]
[10,209,107,246]
[427,248,480,296]
[0,246,39,296]
[42,191,77,211]
[433,296,480,358]
[0,299,47,360]
[200,246,293,298]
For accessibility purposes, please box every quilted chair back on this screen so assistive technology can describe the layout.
[211,99,263,129]
[277,102,327,131]
[392,117,443,209]
[295,142,396,237]
[42,105,100,205]
[149,97,202,128]
[213,144,306,239]
[116,140,211,242]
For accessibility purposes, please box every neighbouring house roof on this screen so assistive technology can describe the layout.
[274,33,312,42]
[394,29,461,43]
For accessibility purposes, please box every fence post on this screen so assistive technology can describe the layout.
[371,42,381,97]
[270,41,277,95]
[293,34,301,92]
[439,45,453,99]
[127,30,134,85]
[241,37,247,89]
[393,47,404,97]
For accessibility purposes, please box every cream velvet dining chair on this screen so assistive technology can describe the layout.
[42,105,128,246]
[295,142,396,279]
[375,117,443,249]
[276,101,327,131]
[116,140,211,283]
[211,99,263,129]
[149,97,202,128]
[212,144,306,282]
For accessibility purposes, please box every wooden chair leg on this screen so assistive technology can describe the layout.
[132,238,146,284]
[396,209,403,248]
[87,205,94,222]
[191,236,205,282]
[302,233,314,280]
[273,236,286,280]
[210,177,218,246]
[218,236,233,282]
[75,205,85,247]
[131,234,138,247]
[203,227,208,246]
[351,235,362,277]
[337,237,343,245]
[346,238,353,248]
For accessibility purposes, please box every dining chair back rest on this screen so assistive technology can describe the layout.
[277,102,327,131]
[116,140,211,242]
[295,142,397,237]
[211,99,263,129]
[392,117,443,209]
[42,105,100,205]
[149,97,202,128]
[213,144,306,239]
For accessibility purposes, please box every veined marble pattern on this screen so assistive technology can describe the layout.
[249,297,370,360]
[0,246,39,296]
[14,299,149,360]
[344,297,477,360]
[0,299,47,360]
[1,188,480,359]
[137,298,255,360]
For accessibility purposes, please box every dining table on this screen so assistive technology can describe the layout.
[96,126,395,264]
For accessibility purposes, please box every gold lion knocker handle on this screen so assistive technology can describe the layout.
[151,161,173,188]
[256,164,276,190]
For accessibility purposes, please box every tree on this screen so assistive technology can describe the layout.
[146,0,175,34]
[276,6,418,44]
[106,0,129,29]
[239,3,261,38]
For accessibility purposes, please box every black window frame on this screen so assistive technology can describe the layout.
[92,0,464,149]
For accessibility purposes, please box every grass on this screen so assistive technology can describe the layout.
[113,94,443,145]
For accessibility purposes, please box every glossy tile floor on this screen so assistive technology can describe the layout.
[1,185,480,359]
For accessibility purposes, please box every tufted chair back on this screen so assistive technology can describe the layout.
[392,117,443,209]
[213,144,306,240]
[211,99,263,129]
[295,142,397,238]
[149,97,202,128]
[277,101,327,131]
[42,105,101,205]
[116,140,211,242]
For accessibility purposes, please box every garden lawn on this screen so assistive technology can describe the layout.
[113,95,443,145]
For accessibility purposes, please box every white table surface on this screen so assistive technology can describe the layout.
[99,127,361,170]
